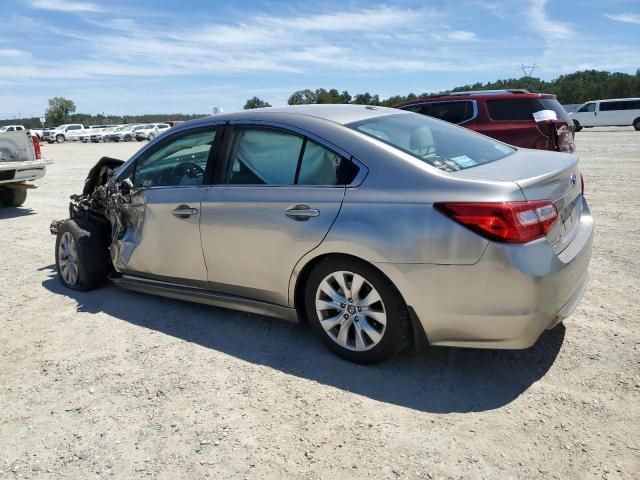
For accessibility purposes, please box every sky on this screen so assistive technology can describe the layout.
[0,0,638,118]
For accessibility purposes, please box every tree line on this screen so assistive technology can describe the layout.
[2,69,638,127]
[243,69,640,109]
[0,96,207,129]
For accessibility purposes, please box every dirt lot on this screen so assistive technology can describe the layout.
[1,129,639,479]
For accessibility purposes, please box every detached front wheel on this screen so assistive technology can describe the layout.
[55,219,110,291]
[305,256,409,364]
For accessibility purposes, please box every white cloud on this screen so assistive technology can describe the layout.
[256,7,427,32]
[28,0,102,13]
[0,49,30,58]
[432,30,477,42]
[604,13,640,25]
[527,0,572,40]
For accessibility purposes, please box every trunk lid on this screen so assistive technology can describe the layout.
[453,148,582,253]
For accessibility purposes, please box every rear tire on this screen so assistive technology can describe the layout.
[573,120,582,132]
[633,118,640,131]
[55,219,110,291]
[124,134,132,141]
[304,256,410,364]
[0,186,27,207]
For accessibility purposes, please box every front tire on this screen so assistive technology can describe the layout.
[304,256,409,364]
[0,186,27,207]
[147,133,155,141]
[56,134,65,143]
[55,219,110,291]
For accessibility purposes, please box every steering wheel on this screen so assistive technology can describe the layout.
[172,162,205,181]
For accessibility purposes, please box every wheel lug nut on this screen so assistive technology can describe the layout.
[348,298,353,303]
[340,304,346,308]
[357,307,362,312]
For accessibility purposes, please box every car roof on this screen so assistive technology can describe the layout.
[396,91,557,107]
[199,104,401,126]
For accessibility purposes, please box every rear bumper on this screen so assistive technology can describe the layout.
[376,198,594,349]
[0,160,48,185]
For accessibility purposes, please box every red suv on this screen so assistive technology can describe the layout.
[396,90,575,153]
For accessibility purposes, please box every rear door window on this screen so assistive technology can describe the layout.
[225,127,357,186]
[425,101,474,124]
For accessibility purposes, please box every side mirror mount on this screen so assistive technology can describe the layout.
[117,178,134,196]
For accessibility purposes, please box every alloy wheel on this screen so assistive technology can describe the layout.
[315,270,387,351]
[58,232,79,285]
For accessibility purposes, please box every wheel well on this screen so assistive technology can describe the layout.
[292,252,427,349]
[633,117,640,124]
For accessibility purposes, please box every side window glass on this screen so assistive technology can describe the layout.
[427,101,473,123]
[226,128,303,185]
[297,140,358,185]
[401,104,423,113]
[579,103,596,113]
[133,128,216,188]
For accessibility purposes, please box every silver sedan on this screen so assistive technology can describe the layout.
[52,105,593,363]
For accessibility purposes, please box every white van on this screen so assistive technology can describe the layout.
[569,98,640,131]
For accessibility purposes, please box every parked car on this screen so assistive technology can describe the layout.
[396,90,575,153]
[0,125,26,133]
[135,123,170,141]
[90,126,121,143]
[44,124,85,144]
[50,105,593,364]
[0,130,47,206]
[568,98,640,131]
[108,124,146,142]
[77,125,110,143]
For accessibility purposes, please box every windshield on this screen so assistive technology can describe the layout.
[348,113,514,172]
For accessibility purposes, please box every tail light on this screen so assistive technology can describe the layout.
[434,201,558,244]
[32,135,42,160]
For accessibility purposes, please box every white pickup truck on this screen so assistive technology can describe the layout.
[43,124,84,144]
[0,131,48,207]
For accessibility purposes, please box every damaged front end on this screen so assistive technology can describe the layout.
[50,156,125,237]
[51,155,151,277]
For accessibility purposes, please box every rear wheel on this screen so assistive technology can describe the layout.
[124,134,132,141]
[573,120,582,132]
[633,118,640,131]
[304,256,409,364]
[0,186,27,207]
[55,219,110,291]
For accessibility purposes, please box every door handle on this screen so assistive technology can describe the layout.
[285,205,320,221]
[172,205,198,218]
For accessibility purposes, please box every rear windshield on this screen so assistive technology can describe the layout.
[348,113,514,172]
[487,98,569,121]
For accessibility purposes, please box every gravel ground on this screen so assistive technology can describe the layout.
[1,129,639,479]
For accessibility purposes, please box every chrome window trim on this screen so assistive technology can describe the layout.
[399,99,478,125]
